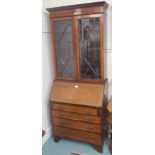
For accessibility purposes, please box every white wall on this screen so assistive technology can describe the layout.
[42,0,112,144]
[42,2,54,144]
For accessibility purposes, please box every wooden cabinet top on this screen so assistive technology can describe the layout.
[47,1,108,18]
[50,81,104,107]
[46,1,108,12]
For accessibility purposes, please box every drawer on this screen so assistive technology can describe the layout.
[52,103,97,116]
[52,110,101,124]
[53,117,101,133]
[54,126,102,145]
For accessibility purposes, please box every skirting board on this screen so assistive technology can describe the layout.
[42,126,52,146]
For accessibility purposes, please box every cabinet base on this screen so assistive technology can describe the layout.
[53,136,103,153]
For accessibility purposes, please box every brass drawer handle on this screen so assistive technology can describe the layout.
[85,126,93,130]
[85,135,91,140]
[85,111,92,115]
[73,118,78,121]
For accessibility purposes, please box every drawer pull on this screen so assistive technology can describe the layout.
[85,111,92,115]
[85,135,91,140]
[85,126,92,130]
[73,118,78,121]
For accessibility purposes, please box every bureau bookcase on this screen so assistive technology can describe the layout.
[47,1,108,153]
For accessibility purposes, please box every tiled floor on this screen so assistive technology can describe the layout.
[43,137,111,155]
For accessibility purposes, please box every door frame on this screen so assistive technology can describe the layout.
[74,13,104,83]
[51,17,78,81]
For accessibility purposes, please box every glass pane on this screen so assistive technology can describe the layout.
[54,19,75,78]
[78,17,100,79]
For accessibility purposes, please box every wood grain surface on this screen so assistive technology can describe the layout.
[52,110,101,124]
[50,81,104,107]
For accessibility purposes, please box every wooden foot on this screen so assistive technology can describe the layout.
[53,136,61,142]
[93,144,103,153]
[109,143,112,153]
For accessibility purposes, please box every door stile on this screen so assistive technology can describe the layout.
[99,15,104,82]
[73,16,80,81]
[50,20,57,79]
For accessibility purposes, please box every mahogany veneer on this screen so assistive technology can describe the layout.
[47,1,108,153]
[50,81,105,152]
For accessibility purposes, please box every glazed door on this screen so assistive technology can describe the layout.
[76,14,104,82]
[52,18,77,80]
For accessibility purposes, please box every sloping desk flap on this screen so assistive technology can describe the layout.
[50,81,104,107]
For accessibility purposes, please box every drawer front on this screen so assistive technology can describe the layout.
[52,103,97,116]
[54,126,102,145]
[52,110,101,124]
[53,117,101,133]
